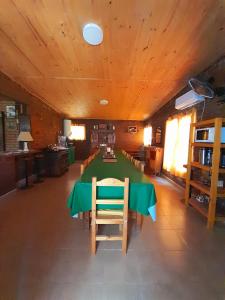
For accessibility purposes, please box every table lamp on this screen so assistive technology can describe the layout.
[17,131,33,151]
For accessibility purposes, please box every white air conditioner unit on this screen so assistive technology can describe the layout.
[175,90,205,110]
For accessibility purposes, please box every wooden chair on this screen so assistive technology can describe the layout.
[80,159,89,221]
[140,162,145,172]
[134,159,138,168]
[123,152,144,228]
[80,164,84,176]
[80,153,98,223]
[91,177,129,255]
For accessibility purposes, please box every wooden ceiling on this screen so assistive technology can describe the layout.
[0,0,224,120]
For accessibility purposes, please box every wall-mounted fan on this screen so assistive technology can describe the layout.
[188,78,214,98]
[189,77,225,103]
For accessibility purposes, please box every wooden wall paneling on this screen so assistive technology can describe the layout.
[0,72,62,150]
[0,112,5,151]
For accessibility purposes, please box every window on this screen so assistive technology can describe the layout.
[69,125,86,141]
[163,114,191,177]
[144,126,152,146]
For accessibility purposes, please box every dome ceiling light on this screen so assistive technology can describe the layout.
[83,23,103,45]
[99,99,108,105]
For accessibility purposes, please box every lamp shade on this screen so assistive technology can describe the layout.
[63,119,72,137]
[17,131,33,142]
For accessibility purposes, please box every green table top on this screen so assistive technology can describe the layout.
[81,151,150,183]
[67,151,157,217]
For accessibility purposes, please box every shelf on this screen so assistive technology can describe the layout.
[190,161,210,171]
[190,180,225,198]
[191,142,225,148]
[215,215,225,222]
[192,119,216,127]
[190,161,225,173]
[188,197,208,218]
[190,180,211,196]
[189,198,225,222]
[191,142,214,148]
[193,118,225,127]
[217,188,225,198]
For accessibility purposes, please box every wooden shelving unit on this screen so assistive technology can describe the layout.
[185,117,225,229]
[91,123,116,149]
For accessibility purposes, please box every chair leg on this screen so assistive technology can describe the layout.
[91,223,96,255]
[136,213,143,230]
[122,221,128,255]
[84,211,90,229]
[79,212,84,220]
[79,212,90,229]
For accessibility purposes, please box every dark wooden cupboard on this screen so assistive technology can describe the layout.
[0,154,16,196]
[44,150,69,176]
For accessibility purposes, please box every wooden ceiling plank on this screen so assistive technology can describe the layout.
[0,0,224,120]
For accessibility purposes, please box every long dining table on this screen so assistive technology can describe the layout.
[67,150,157,221]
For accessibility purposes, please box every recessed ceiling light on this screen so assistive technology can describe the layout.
[99,99,108,105]
[83,23,103,45]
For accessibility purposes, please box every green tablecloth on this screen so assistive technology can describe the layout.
[67,151,157,217]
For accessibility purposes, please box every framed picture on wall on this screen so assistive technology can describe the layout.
[7,119,17,129]
[128,126,137,134]
[6,105,16,118]
[155,126,162,144]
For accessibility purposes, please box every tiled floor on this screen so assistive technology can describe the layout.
[0,163,224,300]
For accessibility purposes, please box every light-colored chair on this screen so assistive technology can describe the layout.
[91,177,129,255]
[79,159,89,220]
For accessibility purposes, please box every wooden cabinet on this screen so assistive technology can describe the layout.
[91,123,116,149]
[185,118,225,229]
[44,150,69,176]
[0,154,16,196]
[146,146,163,175]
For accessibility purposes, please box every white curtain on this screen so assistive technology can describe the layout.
[163,114,191,178]
[144,126,152,146]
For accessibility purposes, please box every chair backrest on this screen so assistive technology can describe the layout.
[92,177,129,220]
[80,164,84,175]
[140,162,144,172]
[80,159,88,175]
[81,153,94,175]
